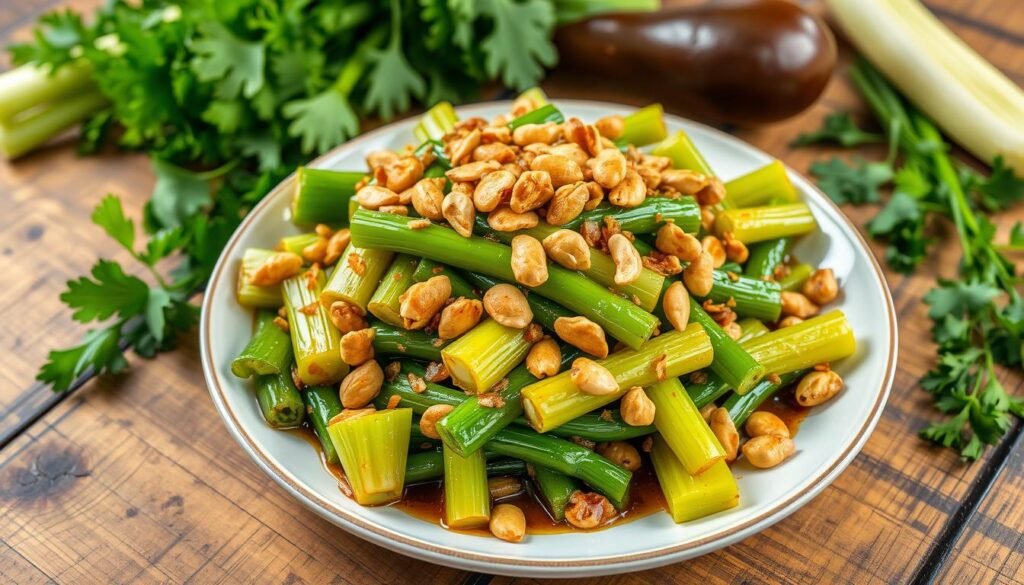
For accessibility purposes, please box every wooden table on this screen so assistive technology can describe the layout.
[1,1,1022,583]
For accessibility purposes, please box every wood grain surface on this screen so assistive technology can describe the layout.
[0,1,1022,584]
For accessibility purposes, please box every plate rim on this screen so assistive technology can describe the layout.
[200,99,898,575]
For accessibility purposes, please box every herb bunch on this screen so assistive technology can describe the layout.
[796,60,1024,460]
[17,0,643,391]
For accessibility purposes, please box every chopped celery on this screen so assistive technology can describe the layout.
[328,409,413,505]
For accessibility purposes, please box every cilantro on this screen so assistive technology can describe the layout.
[791,112,884,147]
[191,22,266,99]
[809,157,893,205]
[37,326,128,392]
[476,0,558,90]
[61,260,149,323]
[364,0,426,119]
[964,156,1024,212]
[284,88,359,153]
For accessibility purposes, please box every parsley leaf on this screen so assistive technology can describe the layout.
[61,260,149,323]
[364,0,426,119]
[791,112,884,148]
[145,287,172,342]
[37,325,128,392]
[283,89,359,153]
[967,156,1024,212]
[91,194,135,252]
[477,0,557,90]
[923,280,1001,320]
[809,157,893,205]
[190,21,266,99]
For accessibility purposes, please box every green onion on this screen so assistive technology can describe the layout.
[290,167,364,226]
[723,370,806,428]
[646,378,724,475]
[237,248,283,309]
[690,302,765,393]
[745,238,791,280]
[282,271,347,386]
[715,203,817,244]
[442,319,531,393]
[231,310,293,378]
[443,445,491,528]
[254,372,305,429]
[367,254,418,327]
[328,409,412,505]
[507,103,565,130]
[700,270,783,323]
[650,439,739,523]
[371,321,448,361]
[304,385,343,464]
[532,465,578,521]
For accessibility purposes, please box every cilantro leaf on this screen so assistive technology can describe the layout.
[145,287,172,342]
[140,228,187,265]
[809,157,893,205]
[969,156,1024,212]
[1010,222,1024,247]
[791,112,884,148]
[283,89,359,153]
[364,0,426,120]
[61,260,149,323]
[477,0,557,90]
[923,280,1001,320]
[150,160,213,229]
[91,194,135,252]
[190,21,266,99]
[36,325,128,392]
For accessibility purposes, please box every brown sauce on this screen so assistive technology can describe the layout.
[755,389,810,436]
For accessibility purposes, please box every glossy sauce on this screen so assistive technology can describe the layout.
[756,389,810,436]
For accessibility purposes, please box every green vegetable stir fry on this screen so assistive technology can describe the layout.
[231,94,857,540]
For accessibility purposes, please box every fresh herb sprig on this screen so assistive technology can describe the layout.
[797,59,1024,459]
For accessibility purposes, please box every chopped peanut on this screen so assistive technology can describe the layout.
[569,357,618,396]
[510,235,549,287]
[542,229,591,270]
[620,387,656,426]
[339,361,384,409]
[597,441,642,471]
[339,328,375,366]
[250,252,303,287]
[419,404,454,439]
[554,316,609,358]
[795,370,844,406]
[482,284,533,329]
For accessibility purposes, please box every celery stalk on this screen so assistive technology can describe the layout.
[651,438,740,523]
[283,270,347,386]
[443,445,491,529]
[237,249,283,309]
[0,91,109,159]
[320,243,394,311]
[442,319,531,394]
[724,161,799,208]
[413,101,457,143]
[616,104,667,147]
[328,409,413,505]
[714,203,817,244]
[367,254,418,327]
[652,130,714,175]
[646,378,725,475]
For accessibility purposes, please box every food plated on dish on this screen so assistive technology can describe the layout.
[201,98,895,575]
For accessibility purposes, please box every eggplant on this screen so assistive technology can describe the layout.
[555,0,836,125]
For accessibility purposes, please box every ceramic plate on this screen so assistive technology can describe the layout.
[200,100,897,577]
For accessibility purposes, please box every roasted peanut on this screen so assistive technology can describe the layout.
[701,235,727,268]
[655,223,701,262]
[411,178,445,220]
[451,181,474,197]
[324,229,352,266]
[795,370,843,406]
[512,122,561,146]
[696,177,727,206]
[683,251,714,297]
[530,154,584,188]
[482,283,533,329]
[250,252,303,286]
[379,204,408,216]
[399,275,452,329]
[482,125,512,143]
[329,407,376,425]
[781,291,820,319]
[473,142,517,164]
[340,328,376,366]
[548,143,590,169]
[745,411,791,439]
[442,190,476,238]
[546,182,589,226]
[564,491,616,529]
[366,149,399,171]
[526,338,561,379]
[802,268,839,305]
[620,386,656,426]
[419,404,454,439]
[448,128,481,166]
[510,170,555,213]
[437,298,484,340]
[329,300,368,333]
[570,357,617,396]
[722,232,749,264]
[445,160,501,182]
[555,316,609,358]
[490,503,526,543]
[487,206,540,232]
[356,185,400,210]
[583,181,604,210]
[699,403,716,423]
[597,441,642,471]
[635,164,662,191]
[742,435,796,468]
[542,229,591,270]
[607,233,642,286]
[662,281,691,332]
[589,148,627,190]
[471,169,515,212]
[339,360,384,409]
[562,118,603,156]
[778,316,804,328]
[660,169,709,195]
[608,168,646,208]
[709,407,740,462]
[594,115,625,140]
[700,205,716,233]
[384,156,424,193]
[302,238,328,264]
[722,321,742,340]
[510,235,549,287]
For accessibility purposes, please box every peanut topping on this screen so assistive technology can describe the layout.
[562,117,603,156]
[510,170,555,213]
[448,128,481,166]
[437,298,484,340]
[366,149,399,171]
[473,169,516,212]
[339,361,384,409]
[339,328,376,366]
[701,235,727,268]
[722,231,749,264]
[780,291,820,319]
[795,370,844,406]
[620,386,656,426]
[482,284,533,329]
[545,182,589,226]
[554,316,609,358]
[324,229,352,266]
[542,229,591,270]
[384,156,424,193]
[399,275,452,329]
[419,404,454,439]
[490,504,526,543]
[526,338,561,379]
[597,441,642,471]
[473,142,516,164]
[802,268,839,305]
[564,491,615,529]
[530,154,584,187]
[660,169,709,195]
[442,190,476,238]
[745,411,791,439]
[594,115,624,140]
[742,435,796,468]
[302,238,327,264]
[356,185,400,210]
[607,233,642,286]
[662,281,691,332]
[411,178,445,220]
[548,143,590,169]
[378,204,408,216]
[778,316,804,328]
[329,300,368,333]
[655,223,701,262]
[445,160,501,182]
[709,407,739,462]
[683,251,715,297]
[608,168,646,208]
[510,235,549,287]
[696,176,727,206]
[250,252,303,287]
[487,206,540,232]
[512,122,560,146]
[569,357,618,396]
[583,181,605,210]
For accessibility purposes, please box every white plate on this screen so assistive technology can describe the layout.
[200,100,897,577]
